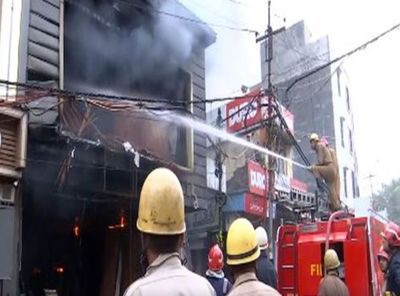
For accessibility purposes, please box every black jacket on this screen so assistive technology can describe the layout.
[256,251,278,289]
[387,250,400,295]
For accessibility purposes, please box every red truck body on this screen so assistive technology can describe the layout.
[276,213,386,296]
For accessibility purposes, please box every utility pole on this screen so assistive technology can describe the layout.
[215,108,225,247]
[365,173,376,210]
[256,0,285,261]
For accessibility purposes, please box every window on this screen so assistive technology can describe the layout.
[346,87,350,111]
[349,129,353,153]
[351,171,356,198]
[340,117,345,147]
[337,69,341,96]
[343,168,348,198]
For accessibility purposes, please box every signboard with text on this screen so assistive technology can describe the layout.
[244,193,267,216]
[247,160,267,196]
[226,94,262,133]
[224,88,295,135]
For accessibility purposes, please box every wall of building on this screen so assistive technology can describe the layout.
[331,66,359,206]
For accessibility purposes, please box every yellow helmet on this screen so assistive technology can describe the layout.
[137,168,186,235]
[309,133,319,142]
[226,218,260,265]
[324,249,340,271]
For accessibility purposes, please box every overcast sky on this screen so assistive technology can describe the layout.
[180,0,400,198]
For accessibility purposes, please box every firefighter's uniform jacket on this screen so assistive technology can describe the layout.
[387,250,400,296]
[123,253,216,296]
[311,143,341,211]
[227,272,281,296]
[318,272,349,296]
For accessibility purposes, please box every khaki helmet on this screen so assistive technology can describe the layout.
[226,218,260,265]
[324,249,340,271]
[137,168,186,235]
[309,133,319,142]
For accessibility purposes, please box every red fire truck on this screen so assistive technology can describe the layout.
[276,211,387,296]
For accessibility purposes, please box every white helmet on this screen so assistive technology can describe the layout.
[255,226,269,250]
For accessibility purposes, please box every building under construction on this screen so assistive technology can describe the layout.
[0,1,217,295]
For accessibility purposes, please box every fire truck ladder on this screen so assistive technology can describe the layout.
[279,228,298,294]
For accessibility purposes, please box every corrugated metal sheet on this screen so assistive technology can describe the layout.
[28,0,60,79]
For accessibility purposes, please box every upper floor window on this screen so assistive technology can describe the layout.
[343,167,348,198]
[349,129,353,153]
[340,117,345,148]
[346,87,351,111]
[351,170,356,198]
[337,68,342,96]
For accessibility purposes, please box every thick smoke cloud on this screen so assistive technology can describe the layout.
[65,0,206,99]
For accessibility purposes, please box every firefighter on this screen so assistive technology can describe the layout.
[321,136,341,201]
[123,168,215,296]
[205,244,232,296]
[377,247,390,294]
[318,249,349,296]
[309,133,341,212]
[226,218,281,296]
[255,226,278,289]
[381,222,400,295]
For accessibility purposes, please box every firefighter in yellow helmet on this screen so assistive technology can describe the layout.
[318,249,349,296]
[123,168,215,296]
[309,133,341,212]
[226,218,281,296]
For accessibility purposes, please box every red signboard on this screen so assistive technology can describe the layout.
[244,193,267,216]
[247,160,267,196]
[290,178,308,192]
[226,95,262,133]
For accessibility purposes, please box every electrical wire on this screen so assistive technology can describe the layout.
[0,79,257,107]
[285,21,400,98]
[189,0,245,28]
[286,63,343,108]
[115,0,259,35]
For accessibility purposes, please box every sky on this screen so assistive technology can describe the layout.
[180,0,400,198]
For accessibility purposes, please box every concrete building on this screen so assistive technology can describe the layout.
[0,0,216,294]
[260,21,359,208]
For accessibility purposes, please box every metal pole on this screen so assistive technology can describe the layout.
[266,0,276,261]
[216,109,224,247]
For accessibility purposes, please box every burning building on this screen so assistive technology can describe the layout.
[0,0,216,295]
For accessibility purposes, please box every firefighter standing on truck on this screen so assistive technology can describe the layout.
[381,222,400,295]
[318,249,349,296]
[205,244,232,296]
[226,218,281,296]
[309,133,341,212]
[321,136,341,202]
[255,226,278,289]
[123,168,215,296]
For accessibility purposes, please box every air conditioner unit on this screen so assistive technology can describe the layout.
[0,183,16,203]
